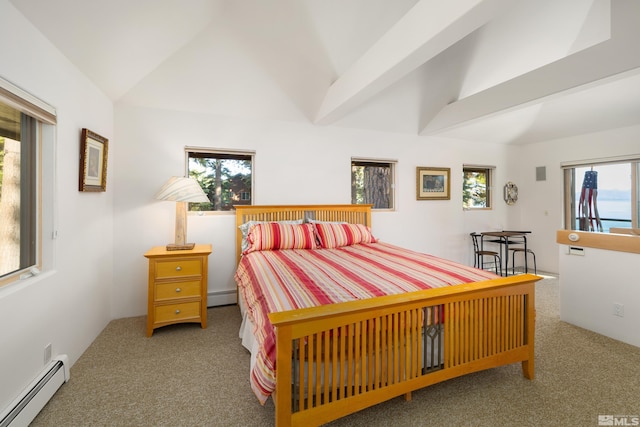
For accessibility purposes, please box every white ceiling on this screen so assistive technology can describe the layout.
[9,0,640,144]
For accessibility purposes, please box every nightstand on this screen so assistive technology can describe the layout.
[144,244,212,336]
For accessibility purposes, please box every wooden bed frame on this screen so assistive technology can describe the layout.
[235,204,541,427]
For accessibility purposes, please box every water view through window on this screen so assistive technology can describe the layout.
[573,164,632,232]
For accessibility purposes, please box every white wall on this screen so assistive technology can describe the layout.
[112,104,518,318]
[518,125,640,348]
[0,0,113,412]
[517,124,640,273]
[559,244,640,347]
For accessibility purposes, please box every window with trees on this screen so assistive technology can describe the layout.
[463,165,493,209]
[351,158,395,210]
[0,78,55,284]
[186,148,254,212]
[0,102,36,280]
[562,157,639,232]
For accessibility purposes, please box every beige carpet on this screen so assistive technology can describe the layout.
[32,275,640,426]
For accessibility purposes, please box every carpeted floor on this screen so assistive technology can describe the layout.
[32,274,640,426]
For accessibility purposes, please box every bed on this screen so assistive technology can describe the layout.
[234,204,541,426]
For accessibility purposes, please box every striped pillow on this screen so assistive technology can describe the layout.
[244,222,318,254]
[314,222,376,249]
[239,219,303,253]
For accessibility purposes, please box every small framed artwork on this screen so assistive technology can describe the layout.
[416,167,450,200]
[79,128,108,192]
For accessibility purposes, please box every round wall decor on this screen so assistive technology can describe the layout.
[504,181,518,205]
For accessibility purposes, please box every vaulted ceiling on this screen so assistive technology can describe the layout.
[10,0,640,144]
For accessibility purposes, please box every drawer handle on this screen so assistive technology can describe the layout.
[175,266,182,271]
[175,309,181,314]
[175,288,181,293]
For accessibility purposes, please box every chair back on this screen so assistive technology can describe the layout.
[470,233,481,252]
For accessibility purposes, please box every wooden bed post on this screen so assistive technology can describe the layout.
[522,292,536,380]
[273,326,293,427]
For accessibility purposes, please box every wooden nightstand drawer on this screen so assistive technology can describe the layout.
[155,259,201,279]
[155,301,201,323]
[156,280,201,301]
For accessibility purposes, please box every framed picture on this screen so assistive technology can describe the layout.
[79,128,108,192]
[416,167,450,200]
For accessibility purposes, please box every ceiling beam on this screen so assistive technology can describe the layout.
[314,0,512,126]
[420,0,640,135]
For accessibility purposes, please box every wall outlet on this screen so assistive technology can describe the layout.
[44,343,52,364]
[613,303,624,317]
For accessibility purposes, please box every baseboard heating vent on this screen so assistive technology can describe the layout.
[0,355,69,427]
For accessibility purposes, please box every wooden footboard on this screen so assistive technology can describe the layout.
[269,274,540,427]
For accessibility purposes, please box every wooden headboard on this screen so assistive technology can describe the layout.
[234,204,372,264]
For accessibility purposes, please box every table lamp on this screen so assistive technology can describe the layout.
[155,176,209,250]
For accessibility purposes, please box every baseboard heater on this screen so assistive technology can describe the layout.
[0,355,69,427]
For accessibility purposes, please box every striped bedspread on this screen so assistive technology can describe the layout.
[234,241,499,404]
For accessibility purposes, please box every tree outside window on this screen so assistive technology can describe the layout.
[187,150,253,211]
[351,159,395,210]
[0,103,38,280]
[463,167,492,209]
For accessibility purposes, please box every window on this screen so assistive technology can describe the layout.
[0,77,55,284]
[351,158,395,210]
[186,148,254,212]
[463,165,494,209]
[563,157,639,232]
[0,103,37,280]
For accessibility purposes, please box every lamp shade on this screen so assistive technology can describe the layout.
[155,176,209,203]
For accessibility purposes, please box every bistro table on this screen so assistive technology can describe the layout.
[480,231,531,276]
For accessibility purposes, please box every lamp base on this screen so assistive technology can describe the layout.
[166,243,196,251]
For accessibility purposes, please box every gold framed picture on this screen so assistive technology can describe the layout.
[79,128,108,192]
[416,167,450,200]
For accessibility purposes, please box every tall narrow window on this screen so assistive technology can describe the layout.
[463,165,494,209]
[563,158,639,232]
[0,104,37,278]
[0,77,55,284]
[186,148,254,212]
[351,158,395,210]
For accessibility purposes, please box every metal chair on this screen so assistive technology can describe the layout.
[511,247,537,274]
[470,233,501,275]
[506,233,537,275]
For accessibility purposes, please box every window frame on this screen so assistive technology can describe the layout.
[462,165,494,210]
[562,156,639,231]
[350,157,396,211]
[184,147,255,214]
[0,76,55,287]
